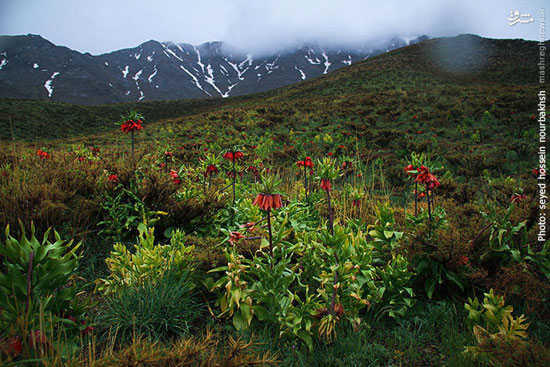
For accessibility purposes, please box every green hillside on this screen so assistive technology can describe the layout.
[0,35,547,366]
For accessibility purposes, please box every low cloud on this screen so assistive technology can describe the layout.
[0,0,545,55]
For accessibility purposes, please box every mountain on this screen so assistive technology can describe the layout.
[0,34,428,104]
[0,34,536,144]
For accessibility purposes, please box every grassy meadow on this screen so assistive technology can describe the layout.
[0,35,548,366]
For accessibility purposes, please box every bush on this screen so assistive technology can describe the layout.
[97,269,201,342]
[0,223,92,361]
[96,226,194,294]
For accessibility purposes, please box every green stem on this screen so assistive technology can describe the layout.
[414,182,418,217]
[426,183,432,236]
[267,209,273,256]
[327,187,333,236]
[232,159,236,206]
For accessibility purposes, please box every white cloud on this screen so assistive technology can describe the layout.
[0,0,545,55]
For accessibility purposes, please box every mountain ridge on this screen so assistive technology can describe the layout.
[0,34,428,104]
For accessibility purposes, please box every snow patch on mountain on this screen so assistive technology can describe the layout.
[33,63,39,69]
[193,45,205,73]
[179,65,210,96]
[148,68,157,83]
[295,66,306,80]
[44,72,60,97]
[342,55,352,66]
[0,58,7,70]
[162,43,184,63]
[321,51,331,74]
[122,65,129,78]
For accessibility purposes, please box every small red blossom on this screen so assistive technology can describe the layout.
[108,174,119,183]
[415,166,440,189]
[226,171,243,178]
[511,193,527,203]
[37,149,51,159]
[7,336,22,357]
[120,119,143,133]
[327,152,333,156]
[459,256,470,266]
[169,169,181,184]
[352,199,361,207]
[404,164,414,175]
[223,151,244,161]
[206,165,218,175]
[320,178,332,192]
[533,168,540,176]
[297,156,314,168]
[229,231,246,245]
[341,161,352,170]
[240,222,257,233]
[247,165,259,176]
[80,320,94,336]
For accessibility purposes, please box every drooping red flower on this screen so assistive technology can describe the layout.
[297,156,314,168]
[29,330,48,346]
[169,169,181,184]
[252,193,283,211]
[7,336,22,357]
[120,119,143,133]
[533,168,540,176]
[404,164,414,175]
[164,151,173,159]
[320,178,332,192]
[459,256,470,266]
[223,151,244,161]
[333,303,345,317]
[247,165,259,176]
[226,171,243,178]
[352,198,361,207]
[206,165,218,175]
[415,166,440,189]
[511,193,527,203]
[37,149,51,159]
[341,161,352,170]
[327,152,333,156]
[108,174,119,183]
[80,320,94,336]
[229,231,246,246]
[240,221,257,233]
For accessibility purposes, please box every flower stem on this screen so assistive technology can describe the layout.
[25,251,34,314]
[426,183,432,236]
[131,130,135,162]
[267,209,273,256]
[414,182,418,216]
[304,164,308,200]
[327,188,333,236]
[232,159,236,206]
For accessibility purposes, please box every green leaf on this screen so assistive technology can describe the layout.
[425,278,436,299]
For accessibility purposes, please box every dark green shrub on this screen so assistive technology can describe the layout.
[97,269,202,342]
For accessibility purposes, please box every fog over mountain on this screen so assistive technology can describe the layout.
[0,0,545,56]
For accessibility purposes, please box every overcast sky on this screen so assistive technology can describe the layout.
[0,0,546,55]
